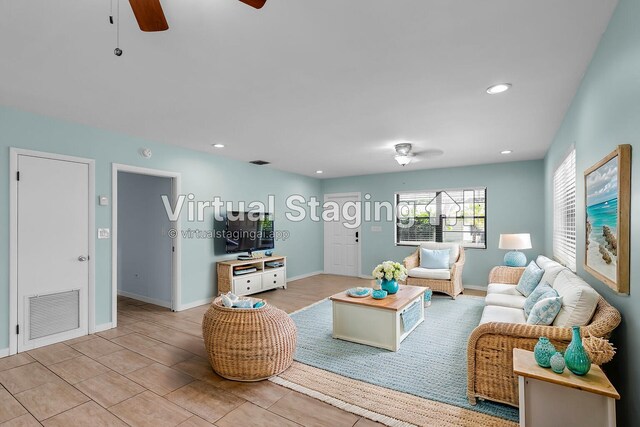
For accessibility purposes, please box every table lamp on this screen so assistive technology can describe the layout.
[499,233,532,267]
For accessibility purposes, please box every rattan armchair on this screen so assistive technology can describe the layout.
[466,266,622,407]
[402,246,465,299]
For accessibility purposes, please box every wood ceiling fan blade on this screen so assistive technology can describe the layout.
[239,0,267,9]
[129,0,169,32]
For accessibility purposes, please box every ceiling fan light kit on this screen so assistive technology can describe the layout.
[394,143,414,166]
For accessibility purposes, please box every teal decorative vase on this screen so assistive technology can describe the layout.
[565,326,591,376]
[534,337,556,368]
[423,289,433,307]
[380,279,399,295]
[550,352,566,374]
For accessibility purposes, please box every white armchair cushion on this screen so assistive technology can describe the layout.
[407,267,451,280]
[419,242,460,266]
[552,270,600,327]
[479,305,527,325]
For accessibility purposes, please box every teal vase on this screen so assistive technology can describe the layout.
[534,337,556,368]
[550,352,566,374]
[381,279,399,295]
[565,326,591,376]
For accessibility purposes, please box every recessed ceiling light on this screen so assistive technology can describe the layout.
[501,150,513,154]
[212,143,225,148]
[486,83,512,95]
[316,170,323,174]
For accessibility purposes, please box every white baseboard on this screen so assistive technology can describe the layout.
[0,348,9,358]
[464,284,488,291]
[117,290,172,309]
[94,322,114,333]
[359,274,374,280]
[177,297,214,311]
[288,271,324,282]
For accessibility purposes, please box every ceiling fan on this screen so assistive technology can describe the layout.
[128,0,267,32]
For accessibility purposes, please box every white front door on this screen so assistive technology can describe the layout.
[16,154,91,351]
[324,193,361,276]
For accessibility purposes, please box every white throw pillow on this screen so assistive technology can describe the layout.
[536,255,569,285]
[552,270,600,327]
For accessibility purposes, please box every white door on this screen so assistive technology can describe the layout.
[324,193,361,276]
[16,155,90,351]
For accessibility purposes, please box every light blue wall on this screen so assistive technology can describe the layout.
[543,0,639,423]
[322,160,545,286]
[117,172,173,306]
[0,106,324,350]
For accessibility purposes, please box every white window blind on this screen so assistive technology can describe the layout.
[553,148,576,271]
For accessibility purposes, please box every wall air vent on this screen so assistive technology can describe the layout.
[249,160,270,165]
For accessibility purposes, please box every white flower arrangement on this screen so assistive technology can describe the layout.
[372,260,407,282]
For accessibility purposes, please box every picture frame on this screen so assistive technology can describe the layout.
[584,144,631,294]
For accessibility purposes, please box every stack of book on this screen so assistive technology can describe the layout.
[234,265,257,275]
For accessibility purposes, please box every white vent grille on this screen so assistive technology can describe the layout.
[29,290,80,340]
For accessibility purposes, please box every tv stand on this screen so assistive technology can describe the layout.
[217,256,287,296]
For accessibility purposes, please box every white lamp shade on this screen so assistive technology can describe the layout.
[499,233,532,250]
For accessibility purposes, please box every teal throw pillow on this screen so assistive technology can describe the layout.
[523,282,558,317]
[420,248,450,269]
[527,296,563,325]
[516,261,544,297]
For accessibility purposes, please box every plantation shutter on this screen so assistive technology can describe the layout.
[553,148,576,271]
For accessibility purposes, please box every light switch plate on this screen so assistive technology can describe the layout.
[98,228,110,239]
[99,196,109,206]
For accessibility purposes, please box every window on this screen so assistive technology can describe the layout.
[553,148,576,271]
[395,187,486,248]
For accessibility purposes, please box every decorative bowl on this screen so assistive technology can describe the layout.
[372,289,388,299]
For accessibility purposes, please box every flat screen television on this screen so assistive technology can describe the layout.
[225,211,274,255]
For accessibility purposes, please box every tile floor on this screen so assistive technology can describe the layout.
[1,274,404,427]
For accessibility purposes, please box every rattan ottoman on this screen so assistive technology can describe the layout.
[202,297,297,381]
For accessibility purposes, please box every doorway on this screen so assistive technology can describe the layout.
[9,149,95,354]
[323,192,361,276]
[111,164,181,326]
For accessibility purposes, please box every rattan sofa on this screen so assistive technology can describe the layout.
[466,265,621,407]
[402,243,465,299]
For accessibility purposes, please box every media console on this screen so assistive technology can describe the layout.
[217,255,287,296]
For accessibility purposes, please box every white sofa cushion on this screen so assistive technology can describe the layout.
[485,293,526,309]
[407,267,451,280]
[552,270,600,327]
[479,305,527,325]
[536,255,569,286]
[419,242,460,266]
[487,283,521,296]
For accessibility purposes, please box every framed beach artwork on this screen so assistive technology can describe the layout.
[584,144,631,294]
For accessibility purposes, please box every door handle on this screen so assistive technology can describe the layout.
[78,256,87,262]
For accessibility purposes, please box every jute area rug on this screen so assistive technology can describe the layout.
[270,362,517,427]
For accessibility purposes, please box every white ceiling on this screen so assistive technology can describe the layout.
[0,0,617,178]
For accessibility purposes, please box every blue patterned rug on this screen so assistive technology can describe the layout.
[290,296,518,422]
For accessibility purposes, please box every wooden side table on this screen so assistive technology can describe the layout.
[513,348,619,427]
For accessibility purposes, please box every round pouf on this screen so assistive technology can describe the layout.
[202,298,297,381]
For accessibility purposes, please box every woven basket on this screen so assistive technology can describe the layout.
[202,297,297,381]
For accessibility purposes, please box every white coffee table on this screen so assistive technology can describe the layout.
[330,285,426,351]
